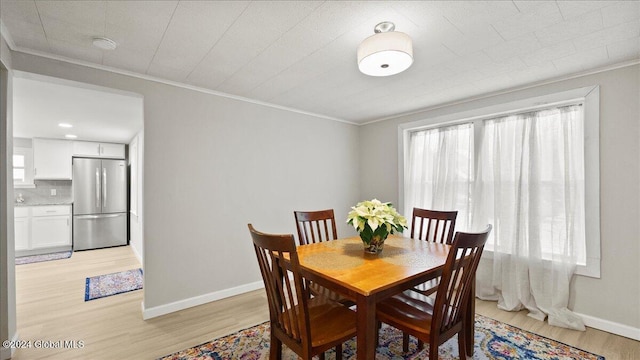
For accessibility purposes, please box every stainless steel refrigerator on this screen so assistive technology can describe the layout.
[73,158,127,251]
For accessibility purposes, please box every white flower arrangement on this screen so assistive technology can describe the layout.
[346,199,408,246]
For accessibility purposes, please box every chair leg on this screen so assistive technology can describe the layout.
[269,335,282,360]
[335,344,342,360]
[458,330,467,360]
[402,332,410,353]
[418,339,424,350]
[376,321,381,348]
[429,340,438,360]
[318,353,325,360]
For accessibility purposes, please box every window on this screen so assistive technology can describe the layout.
[13,147,34,188]
[475,105,586,263]
[13,153,25,181]
[404,123,475,232]
[399,86,600,277]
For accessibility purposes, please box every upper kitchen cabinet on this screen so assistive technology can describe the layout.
[73,141,125,159]
[33,138,73,180]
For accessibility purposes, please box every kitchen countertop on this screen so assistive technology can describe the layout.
[15,202,73,206]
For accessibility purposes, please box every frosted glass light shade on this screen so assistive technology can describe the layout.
[357,31,413,76]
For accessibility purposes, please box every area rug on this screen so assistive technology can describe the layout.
[84,268,143,301]
[159,314,604,360]
[15,251,72,265]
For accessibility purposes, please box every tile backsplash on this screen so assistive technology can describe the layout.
[15,180,72,204]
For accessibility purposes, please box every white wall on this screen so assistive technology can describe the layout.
[141,84,360,314]
[10,51,361,316]
[0,34,16,360]
[128,131,143,263]
[359,64,640,333]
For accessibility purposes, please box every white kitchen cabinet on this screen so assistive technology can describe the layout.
[14,207,30,251]
[99,143,125,158]
[72,141,101,157]
[32,217,71,248]
[14,205,72,256]
[33,138,73,180]
[31,205,72,249]
[73,141,125,159]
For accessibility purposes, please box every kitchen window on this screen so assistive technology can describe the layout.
[13,147,35,188]
[399,86,600,277]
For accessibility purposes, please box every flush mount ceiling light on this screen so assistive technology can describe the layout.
[357,21,413,77]
[58,123,73,128]
[65,134,77,139]
[92,36,117,50]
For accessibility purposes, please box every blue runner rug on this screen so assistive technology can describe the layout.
[85,268,143,301]
[15,251,72,265]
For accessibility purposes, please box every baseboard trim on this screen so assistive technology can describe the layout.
[142,281,264,320]
[577,312,640,341]
[1,332,19,360]
[129,244,143,265]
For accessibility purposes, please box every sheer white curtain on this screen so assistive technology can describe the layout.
[473,105,586,330]
[404,123,474,229]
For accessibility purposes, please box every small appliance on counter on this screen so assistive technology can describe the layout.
[73,158,127,250]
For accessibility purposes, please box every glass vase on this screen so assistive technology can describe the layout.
[363,233,388,254]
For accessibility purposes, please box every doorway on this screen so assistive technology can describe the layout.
[9,72,145,353]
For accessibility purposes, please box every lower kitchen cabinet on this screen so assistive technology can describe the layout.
[14,207,30,251]
[14,205,72,256]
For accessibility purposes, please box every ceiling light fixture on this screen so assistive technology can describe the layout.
[65,134,77,139]
[357,22,413,77]
[58,123,73,128]
[92,36,117,50]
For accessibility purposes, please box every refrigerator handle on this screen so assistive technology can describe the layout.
[103,167,107,208]
[76,214,122,219]
[96,168,101,209]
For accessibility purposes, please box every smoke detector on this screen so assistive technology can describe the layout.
[92,37,117,50]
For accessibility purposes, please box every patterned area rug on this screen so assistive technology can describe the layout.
[15,251,72,265]
[84,268,143,301]
[159,314,604,360]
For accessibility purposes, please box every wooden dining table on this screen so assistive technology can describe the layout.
[295,235,475,359]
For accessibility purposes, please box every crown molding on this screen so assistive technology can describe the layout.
[0,20,16,50]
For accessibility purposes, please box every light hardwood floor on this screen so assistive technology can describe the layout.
[11,246,640,359]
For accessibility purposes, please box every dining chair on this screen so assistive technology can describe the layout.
[410,207,458,244]
[294,209,338,245]
[248,224,357,360]
[294,210,355,307]
[376,225,492,360]
[410,207,458,297]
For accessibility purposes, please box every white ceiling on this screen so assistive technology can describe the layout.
[12,72,143,143]
[1,0,639,126]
